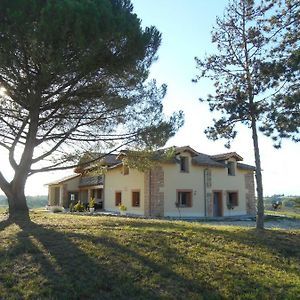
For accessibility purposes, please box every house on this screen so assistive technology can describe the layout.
[47,146,256,218]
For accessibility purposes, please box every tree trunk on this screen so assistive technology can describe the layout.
[251,119,264,230]
[6,180,30,221]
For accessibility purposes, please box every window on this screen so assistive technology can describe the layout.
[132,191,140,207]
[92,189,102,199]
[115,191,122,206]
[97,189,102,199]
[180,156,189,172]
[227,161,235,176]
[176,190,192,207]
[123,165,129,175]
[227,191,238,207]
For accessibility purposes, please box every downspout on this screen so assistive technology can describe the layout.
[204,168,208,217]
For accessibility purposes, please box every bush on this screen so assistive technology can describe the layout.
[118,204,127,211]
[89,198,95,208]
[74,201,85,212]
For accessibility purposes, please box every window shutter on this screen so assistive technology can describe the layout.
[132,191,140,207]
[187,192,192,207]
[115,192,121,206]
[232,193,238,206]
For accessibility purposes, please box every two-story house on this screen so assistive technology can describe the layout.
[47,146,256,218]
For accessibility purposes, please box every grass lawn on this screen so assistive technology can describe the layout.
[265,209,300,220]
[0,211,300,299]
[0,206,7,213]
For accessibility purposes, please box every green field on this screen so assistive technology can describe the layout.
[266,209,300,220]
[0,211,300,299]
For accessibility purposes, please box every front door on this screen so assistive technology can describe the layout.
[213,192,223,217]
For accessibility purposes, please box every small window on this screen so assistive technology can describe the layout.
[227,161,235,176]
[123,165,129,175]
[180,156,189,172]
[132,191,140,207]
[115,192,122,206]
[176,190,192,207]
[227,192,238,207]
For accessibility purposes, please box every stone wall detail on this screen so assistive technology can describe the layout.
[207,192,213,217]
[245,172,256,215]
[144,171,150,216]
[145,166,164,217]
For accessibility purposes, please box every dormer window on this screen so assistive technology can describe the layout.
[180,156,189,173]
[227,161,235,176]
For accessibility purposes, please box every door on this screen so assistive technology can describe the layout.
[213,192,223,217]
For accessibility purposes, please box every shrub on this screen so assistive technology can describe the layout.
[118,204,127,211]
[89,198,95,208]
[74,201,85,212]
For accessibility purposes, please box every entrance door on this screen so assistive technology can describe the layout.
[213,192,223,217]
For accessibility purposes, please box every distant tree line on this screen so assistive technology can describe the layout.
[264,195,300,209]
[0,195,48,208]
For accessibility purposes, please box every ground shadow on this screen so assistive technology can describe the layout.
[196,225,300,261]
[0,216,222,299]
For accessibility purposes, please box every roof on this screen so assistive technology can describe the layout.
[45,174,80,186]
[174,146,199,156]
[192,153,225,168]
[210,152,243,162]
[74,147,255,173]
[74,153,121,173]
[84,153,121,166]
[237,163,256,171]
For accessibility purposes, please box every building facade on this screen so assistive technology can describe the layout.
[47,146,256,218]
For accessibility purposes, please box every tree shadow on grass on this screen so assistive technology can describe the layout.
[0,217,12,232]
[196,226,300,261]
[0,217,222,300]
[124,218,300,260]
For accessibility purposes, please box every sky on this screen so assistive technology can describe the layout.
[0,0,299,196]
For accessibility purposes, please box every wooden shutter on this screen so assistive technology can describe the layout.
[232,192,238,206]
[132,191,140,207]
[115,192,121,206]
[187,192,192,207]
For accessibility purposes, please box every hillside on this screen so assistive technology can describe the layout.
[0,211,299,299]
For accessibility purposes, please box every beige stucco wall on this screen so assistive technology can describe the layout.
[48,155,253,218]
[211,158,250,216]
[163,152,205,217]
[65,176,80,191]
[48,176,80,206]
[163,155,252,217]
[104,166,145,215]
